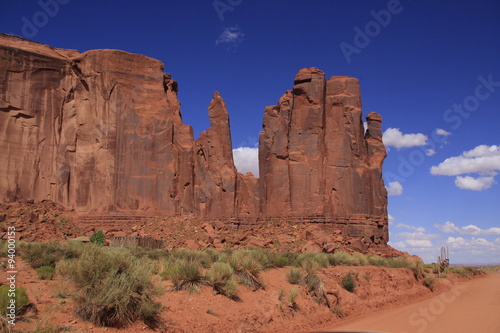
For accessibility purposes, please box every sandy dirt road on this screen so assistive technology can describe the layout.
[318,274,500,333]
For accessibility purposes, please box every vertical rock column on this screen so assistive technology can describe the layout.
[288,68,326,216]
[323,76,368,217]
[194,92,237,218]
[258,91,293,217]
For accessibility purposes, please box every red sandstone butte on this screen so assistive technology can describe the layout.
[0,34,389,252]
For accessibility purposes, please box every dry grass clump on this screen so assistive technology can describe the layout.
[228,250,264,290]
[286,267,303,284]
[295,252,329,268]
[164,259,205,294]
[19,241,83,269]
[36,266,55,280]
[423,274,436,291]
[341,273,356,292]
[205,262,239,300]
[56,245,163,329]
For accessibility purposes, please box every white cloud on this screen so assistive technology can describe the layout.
[436,128,452,136]
[430,145,500,176]
[388,214,395,225]
[388,241,406,249]
[434,221,500,236]
[430,145,500,190]
[382,128,428,149]
[216,25,245,50]
[426,149,436,156]
[396,223,426,233]
[446,236,496,249]
[386,181,403,196]
[233,147,259,177]
[396,231,440,241]
[455,175,495,191]
[406,240,433,247]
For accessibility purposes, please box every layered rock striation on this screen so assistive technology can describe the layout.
[0,34,388,250]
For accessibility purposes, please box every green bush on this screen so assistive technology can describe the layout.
[275,256,289,267]
[341,273,356,292]
[57,245,163,328]
[286,267,303,284]
[205,262,239,300]
[0,285,30,316]
[36,266,55,280]
[89,230,105,246]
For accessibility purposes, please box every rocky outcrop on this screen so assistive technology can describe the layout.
[0,34,389,251]
[259,68,388,249]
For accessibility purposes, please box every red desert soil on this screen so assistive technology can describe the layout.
[1,256,485,333]
[320,273,500,333]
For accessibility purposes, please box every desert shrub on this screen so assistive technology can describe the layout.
[328,251,356,266]
[410,260,424,280]
[464,266,484,276]
[20,241,83,269]
[0,285,30,316]
[438,273,447,278]
[363,273,371,280]
[36,266,55,280]
[367,255,387,267]
[449,266,466,277]
[57,245,162,328]
[203,247,221,263]
[170,249,213,268]
[286,267,303,284]
[295,252,329,269]
[288,288,300,306]
[275,256,289,267]
[228,250,264,290]
[231,248,273,268]
[166,259,204,293]
[352,252,369,266]
[341,273,356,292]
[423,275,435,291]
[89,230,105,246]
[205,262,239,300]
[386,257,413,269]
[305,272,322,294]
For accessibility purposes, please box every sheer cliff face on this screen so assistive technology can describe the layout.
[0,35,388,248]
[259,68,388,245]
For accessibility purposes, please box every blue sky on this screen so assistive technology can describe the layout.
[1,0,499,264]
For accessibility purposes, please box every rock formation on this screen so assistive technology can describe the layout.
[0,34,388,251]
[259,68,388,249]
